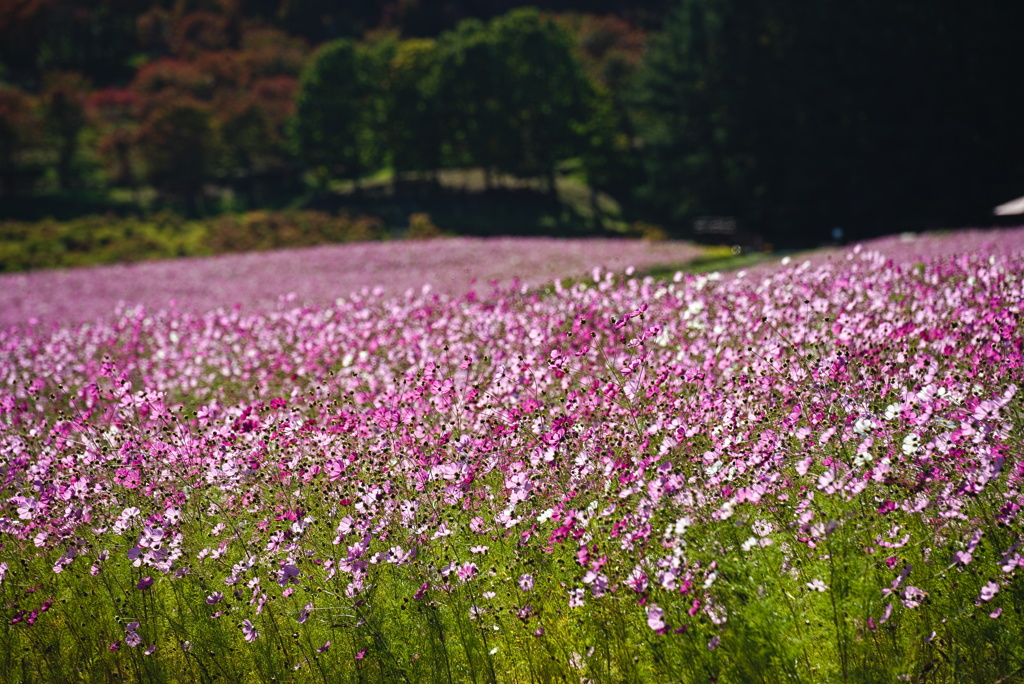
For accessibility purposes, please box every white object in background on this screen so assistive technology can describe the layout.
[994,195,1024,215]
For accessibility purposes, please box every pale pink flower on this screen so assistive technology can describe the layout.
[646,605,666,631]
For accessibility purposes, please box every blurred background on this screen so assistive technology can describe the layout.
[2,0,1023,271]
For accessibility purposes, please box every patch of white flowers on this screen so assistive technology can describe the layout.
[902,433,921,455]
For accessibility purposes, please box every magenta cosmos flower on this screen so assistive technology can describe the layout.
[242,619,259,642]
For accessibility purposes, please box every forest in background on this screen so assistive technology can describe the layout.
[1,0,1023,251]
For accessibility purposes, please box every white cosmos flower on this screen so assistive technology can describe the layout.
[853,417,874,435]
[902,433,921,455]
[674,517,691,536]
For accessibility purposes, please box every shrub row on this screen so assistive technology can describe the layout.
[0,210,387,272]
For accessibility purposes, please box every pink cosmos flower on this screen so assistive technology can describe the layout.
[626,567,648,593]
[276,564,300,587]
[326,460,346,482]
[879,603,894,624]
[647,605,666,631]
[242,619,259,643]
[901,586,927,609]
[125,622,141,647]
[457,562,478,582]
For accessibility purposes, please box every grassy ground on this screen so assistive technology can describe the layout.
[312,167,633,238]
[1,167,659,273]
[638,246,782,279]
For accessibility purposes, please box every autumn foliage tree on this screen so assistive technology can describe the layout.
[87,87,140,190]
[136,97,217,208]
[126,18,304,207]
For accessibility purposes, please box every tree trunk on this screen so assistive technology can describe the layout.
[590,186,603,230]
[57,136,75,190]
[545,165,558,204]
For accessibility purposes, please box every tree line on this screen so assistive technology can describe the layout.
[292,10,612,200]
[3,0,1023,246]
[0,3,642,220]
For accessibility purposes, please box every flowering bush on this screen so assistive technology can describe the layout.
[0,229,1022,682]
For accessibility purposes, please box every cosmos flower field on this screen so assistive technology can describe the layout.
[0,237,704,330]
[1,230,1023,683]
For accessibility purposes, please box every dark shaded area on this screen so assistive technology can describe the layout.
[634,0,1024,247]
[303,180,618,238]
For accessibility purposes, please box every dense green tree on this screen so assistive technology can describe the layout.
[634,0,764,234]
[433,18,510,189]
[291,38,385,191]
[555,13,646,211]
[575,85,637,220]
[380,37,443,185]
[489,8,594,197]
[432,10,595,196]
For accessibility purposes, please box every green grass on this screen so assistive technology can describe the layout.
[638,246,779,279]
